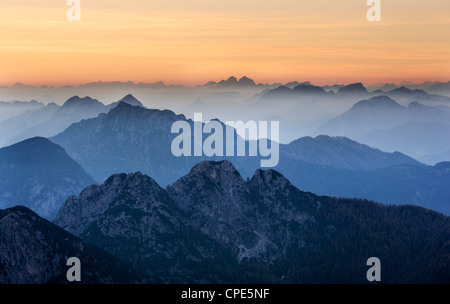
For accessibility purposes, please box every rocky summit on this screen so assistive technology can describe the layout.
[52,160,450,283]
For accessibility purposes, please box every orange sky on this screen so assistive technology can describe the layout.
[0,0,449,86]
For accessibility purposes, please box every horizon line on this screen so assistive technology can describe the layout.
[1,77,449,89]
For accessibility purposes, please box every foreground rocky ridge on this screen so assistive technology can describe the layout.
[51,160,450,283]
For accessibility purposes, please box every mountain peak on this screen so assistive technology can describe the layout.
[116,100,134,108]
[353,95,402,109]
[62,96,100,107]
[392,86,412,93]
[390,86,429,97]
[214,76,256,87]
[117,94,144,107]
[408,101,424,108]
[218,76,238,86]
[248,168,292,193]
[1,136,62,157]
[55,170,171,236]
[0,205,38,221]
[168,160,249,213]
[238,76,256,86]
[102,171,159,190]
[338,82,368,94]
[250,168,287,184]
[292,83,327,94]
[188,160,245,182]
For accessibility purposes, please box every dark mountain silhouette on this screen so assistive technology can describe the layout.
[204,76,257,88]
[53,161,450,283]
[0,137,96,220]
[107,93,145,109]
[337,83,368,95]
[0,206,140,283]
[374,86,450,105]
[260,84,331,100]
[237,76,257,87]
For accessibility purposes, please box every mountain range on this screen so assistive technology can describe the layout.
[50,101,450,214]
[0,95,144,148]
[0,100,44,124]
[4,161,448,283]
[35,160,450,283]
[318,96,450,138]
[1,86,450,284]
[317,96,450,161]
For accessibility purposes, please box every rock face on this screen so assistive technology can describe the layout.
[0,206,140,284]
[167,161,258,252]
[54,160,450,283]
[167,161,318,264]
[0,137,96,220]
[55,171,239,283]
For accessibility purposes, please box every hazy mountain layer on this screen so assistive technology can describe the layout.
[51,101,449,214]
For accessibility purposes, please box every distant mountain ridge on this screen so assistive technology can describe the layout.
[0,100,44,124]
[50,100,450,214]
[317,95,450,137]
[0,94,144,147]
[283,135,422,170]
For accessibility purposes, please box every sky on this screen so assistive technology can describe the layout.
[0,0,449,86]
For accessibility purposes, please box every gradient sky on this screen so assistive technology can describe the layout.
[0,0,449,86]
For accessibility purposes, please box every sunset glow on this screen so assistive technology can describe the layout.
[0,0,449,86]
